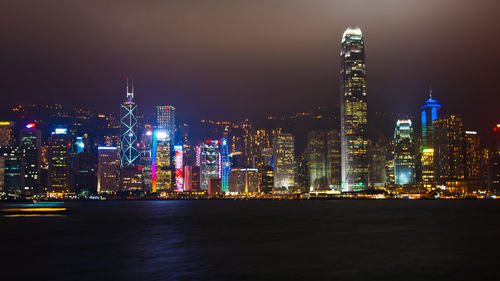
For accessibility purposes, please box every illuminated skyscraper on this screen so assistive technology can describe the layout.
[273,133,294,189]
[220,138,230,192]
[120,78,140,167]
[434,115,465,181]
[20,123,42,195]
[421,92,442,150]
[152,130,173,193]
[421,148,434,182]
[260,166,273,194]
[48,128,71,193]
[340,26,368,191]
[200,140,221,190]
[139,127,153,192]
[420,92,441,182]
[394,120,415,185]
[156,106,175,142]
[464,131,481,180]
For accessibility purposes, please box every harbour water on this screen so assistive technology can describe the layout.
[2,200,499,280]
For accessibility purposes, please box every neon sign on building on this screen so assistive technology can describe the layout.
[174,145,183,191]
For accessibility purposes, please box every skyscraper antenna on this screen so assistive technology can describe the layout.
[429,85,433,99]
[132,77,135,95]
[126,77,133,101]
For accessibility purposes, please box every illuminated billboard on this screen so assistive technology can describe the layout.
[174,145,183,191]
[53,128,67,135]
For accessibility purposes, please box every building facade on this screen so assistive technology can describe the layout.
[75,152,97,195]
[421,93,442,150]
[273,133,295,190]
[200,140,221,190]
[97,146,118,193]
[0,146,22,193]
[120,78,140,167]
[156,106,176,142]
[0,121,15,146]
[434,115,465,181]
[490,124,500,193]
[464,131,481,180]
[229,168,259,194]
[306,131,327,191]
[152,130,173,193]
[19,123,42,195]
[420,93,441,182]
[220,138,230,192]
[184,165,201,192]
[340,26,368,191]
[48,128,71,193]
[394,119,415,185]
[326,130,342,190]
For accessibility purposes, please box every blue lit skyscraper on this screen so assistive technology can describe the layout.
[420,91,441,182]
[340,26,368,191]
[421,91,441,150]
[120,78,140,167]
[394,119,415,185]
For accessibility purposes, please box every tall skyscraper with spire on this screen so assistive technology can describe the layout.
[420,90,441,182]
[120,78,140,167]
[421,90,441,150]
[340,26,368,191]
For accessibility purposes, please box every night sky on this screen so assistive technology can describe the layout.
[1,0,499,136]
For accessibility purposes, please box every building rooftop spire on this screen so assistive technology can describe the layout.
[126,77,134,101]
[421,88,441,110]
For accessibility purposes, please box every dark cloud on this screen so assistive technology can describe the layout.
[1,0,499,136]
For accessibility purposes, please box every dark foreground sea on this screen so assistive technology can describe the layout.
[2,200,500,281]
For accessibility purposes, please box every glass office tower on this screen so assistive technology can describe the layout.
[340,26,368,191]
[120,78,140,167]
[394,119,415,185]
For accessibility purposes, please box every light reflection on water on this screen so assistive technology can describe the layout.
[1,200,500,280]
[4,214,66,217]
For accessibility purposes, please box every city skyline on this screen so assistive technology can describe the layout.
[2,2,500,280]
